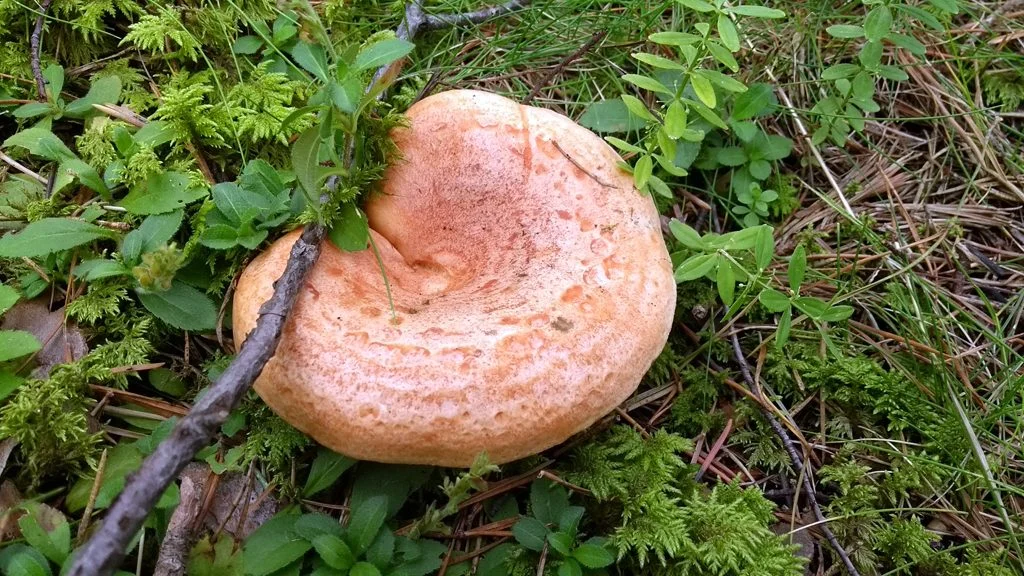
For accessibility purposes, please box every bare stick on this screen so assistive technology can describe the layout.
[730,334,861,576]
[68,2,532,575]
[29,0,53,99]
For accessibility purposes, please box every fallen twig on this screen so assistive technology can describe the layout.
[29,0,53,99]
[68,2,531,575]
[523,30,606,105]
[730,334,861,576]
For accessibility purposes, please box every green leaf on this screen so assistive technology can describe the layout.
[648,31,702,46]
[0,284,20,316]
[689,73,716,108]
[530,480,569,525]
[557,506,585,537]
[706,40,739,72]
[775,307,792,349]
[793,296,828,319]
[675,0,716,12]
[557,558,583,576]
[761,135,793,160]
[133,120,175,148]
[291,41,329,81]
[348,495,387,554]
[72,259,129,282]
[732,83,773,120]
[200,225,240,250]
[759,288,791,312]
[748,159,771,179]
[647,175,673,198]
[121,171,207,215]
[604,136,644,154]
[292,127,322,198]
[632,52,685,70]
[13,102,52,118]
[243,513,312,576]
[18,506,70,564]
[293,514,344,541]
[579,100,646,133]
[821,63,861,80]
[354,38,415,71]
[0,371,25,402]
[60,157,109,197]
[573,540,614,569]
[877,65,909,81]
[547,532,573,556]
[820,304,854,322]
[137,281,218,331]
[123,210,183,263]
[715,146,747,166]
[864,5,893,42]
[725,5,785,18]
[633,155,653,190]
[788,244,806,291]
[350,562,382,576]
[697,69,747,93]
[755,226,774,269]
[366,528,395,567]
[512,517,548,552]
[65,76,121,118]
[888,32,926,56]
[3,128,75,161]
[859,41,883,70]
[350,463,431,519]
[42,64,63,101]
[619,95,656,123]
[669,220,704,250]
[717,14,740,51]
[663,100,687,139]
[326,78,362,115]
[0,545,52,576]
[0,330,41,363]
[675,253,718,281]
[232,35,263,54]
[0,217,112,258]
[927,0,959,13]
[716,260,735,305]
[303,448,356,497]
[622,74,673,96]
[328,203,370,252]
[826,24,865,39]
[685,98,727,129]
[312,535,356,570]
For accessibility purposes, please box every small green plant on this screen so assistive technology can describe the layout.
[811,0,960,145]
[0,503,79,576]
[669,222,854,348]
[511,479,615,576]
[732,182,778,227]
[242,480,446,576]
[11,64,122,122]
[200,159,294,251]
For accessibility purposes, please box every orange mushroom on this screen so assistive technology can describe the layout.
[233,90,676,466]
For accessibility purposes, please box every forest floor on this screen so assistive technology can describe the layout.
[1,0,1023,575]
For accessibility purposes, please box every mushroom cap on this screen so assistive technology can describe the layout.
[233,89,676,467]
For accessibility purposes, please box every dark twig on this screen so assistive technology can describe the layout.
[730,335,861,576]
[522,30,606,105]
[30,0,53,99]
[69,2,532,575]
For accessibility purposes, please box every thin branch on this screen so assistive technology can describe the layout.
[730,335,862,576]
[68,2,532,575]
[29,0,53,99]
[522,30,606,105]
[423,0,531,31]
